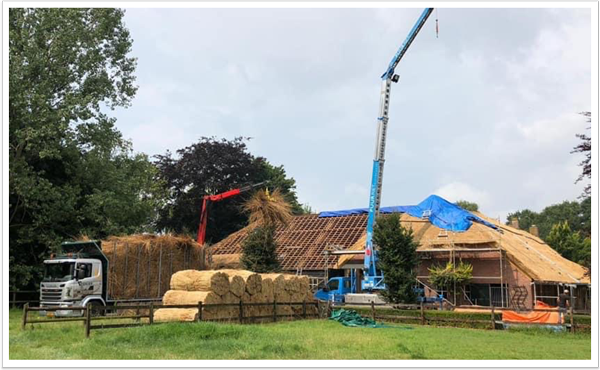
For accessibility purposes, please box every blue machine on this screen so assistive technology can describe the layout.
[363,8,434,291]
[314,8,435,302]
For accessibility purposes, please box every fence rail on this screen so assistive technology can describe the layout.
[367,302,590,332]
[21,300,322,338]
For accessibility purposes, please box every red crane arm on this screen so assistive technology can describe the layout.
[196,181,268,245]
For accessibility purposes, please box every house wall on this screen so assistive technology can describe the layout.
[417,251,534,309]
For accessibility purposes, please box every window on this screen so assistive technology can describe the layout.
[328,279,339,291]
[77,263,93,278]
[344,280,351,289]
[43,262,75,282]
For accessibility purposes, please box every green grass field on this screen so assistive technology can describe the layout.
[9,309,591,360]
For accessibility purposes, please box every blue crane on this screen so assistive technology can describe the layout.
[362,8,434,291]
[314,8,435,304]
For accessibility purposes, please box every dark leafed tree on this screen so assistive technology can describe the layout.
[506,198,591,240]
[9,9,160,289]
[572,112,591,198]
[374,214,419,304]
[154,137,303,244]
[455,200,479,212]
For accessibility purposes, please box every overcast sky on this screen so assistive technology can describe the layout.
[112,7,592,221]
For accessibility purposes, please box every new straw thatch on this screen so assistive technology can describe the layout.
[243,188,292,227]
[101,234,204,300]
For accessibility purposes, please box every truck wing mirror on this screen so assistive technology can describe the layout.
[76,269,85,280]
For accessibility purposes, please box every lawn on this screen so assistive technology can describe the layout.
[9,309,591,360]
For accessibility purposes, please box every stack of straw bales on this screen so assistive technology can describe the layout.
[101,234,204,299]
[154,269,317,322]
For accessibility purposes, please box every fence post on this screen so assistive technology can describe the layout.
[420,301,425,326]
[149,302,154,325]
[197,302,203,322]
[371,301,376,322]
[303,301,307,319]
[12,292,17,309]
[239,300,244,324]
[490,306,495,330]
[21,303,29,330]
[569,306,574,333]
[85,304,91,338]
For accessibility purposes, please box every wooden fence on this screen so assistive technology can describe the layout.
[366,302,590,332]
[21,300,322,338]
[9,291,40,308]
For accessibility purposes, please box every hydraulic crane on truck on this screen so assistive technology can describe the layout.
[197,181,269,245]
[315,8,435,303]
[363,7,434,291]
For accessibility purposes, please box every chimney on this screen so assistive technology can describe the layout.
[510,217,520,229]
[529,225,539,237]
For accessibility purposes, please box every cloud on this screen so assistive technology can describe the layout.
[111,8,591,222]
[433,182,492,210]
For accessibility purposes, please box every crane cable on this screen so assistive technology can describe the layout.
[435,8,439,38]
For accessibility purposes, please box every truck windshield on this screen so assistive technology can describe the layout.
[328,279,339,291]
[43,262,75,282]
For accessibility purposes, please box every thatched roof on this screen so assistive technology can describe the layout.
[209,211,590,284]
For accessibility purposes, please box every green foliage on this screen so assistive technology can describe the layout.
[506,198,591,268]
[428,261,473,291]
[300,203,315,215]
[506,197,591,240]
[546,221,591,269]
[571,112,591,198]
[455,200,479,212]
[9,8,160,289]
[154,137,302,243]
[374,214,419,304]
[240,225,281,273]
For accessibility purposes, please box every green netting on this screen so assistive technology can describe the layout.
[329,308,390,328]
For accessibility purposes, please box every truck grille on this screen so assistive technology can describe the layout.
[41,288,63,302]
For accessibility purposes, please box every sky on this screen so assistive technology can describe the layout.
[111,7,592,221]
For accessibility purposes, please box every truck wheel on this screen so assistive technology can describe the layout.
[86,301,105,317]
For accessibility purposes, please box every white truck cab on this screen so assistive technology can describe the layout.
[40,242,107,317]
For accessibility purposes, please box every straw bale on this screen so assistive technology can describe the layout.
[162,290,221,306]
[275,289,291,303]
[260,278,275,303]
[229,275,246,297]
[210,254,241,269]
[154,308,197,322]
[243,188,292,227]
[261,273,286,292]
[170,270,230,296]
[102,234,204,300]
[220,292,240,320]
[218,269,263,295]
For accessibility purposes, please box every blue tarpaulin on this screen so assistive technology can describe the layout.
[318,194,498,232]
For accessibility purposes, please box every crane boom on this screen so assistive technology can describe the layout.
[196,181,268,245]
[363,8,434,291]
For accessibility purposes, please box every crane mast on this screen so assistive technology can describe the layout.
[363,8,434,291]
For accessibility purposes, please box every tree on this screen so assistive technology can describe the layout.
[428,261,473,302]
[571,112,591,198]
[240,226,280,273]
[546,221,590,269]
[506,198,590,240]
[154,137,302,243]
[9,9,159,290]
[374,214,419,303]
[455,200,479,212]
